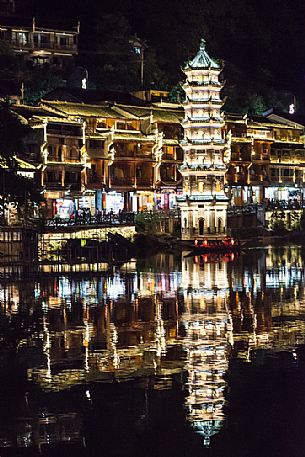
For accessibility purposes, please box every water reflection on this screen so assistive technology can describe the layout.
[0,247,305,453]
[182,256,232,446]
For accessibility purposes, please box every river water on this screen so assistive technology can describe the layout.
[0,246,305,456]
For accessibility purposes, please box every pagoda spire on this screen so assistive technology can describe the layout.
[185,38,221,71]
[200,37,206,50]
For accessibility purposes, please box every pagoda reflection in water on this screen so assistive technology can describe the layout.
[1,248,305,450]
[181,255,233,446]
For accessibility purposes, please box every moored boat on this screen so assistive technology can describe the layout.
[186,237,242,256]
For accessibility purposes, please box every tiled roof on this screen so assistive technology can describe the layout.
[12,105,62,120]
[43,87,146,106]
[15,156,40,170]
[265,111,305,129]
[163,139,180,145]
[41,101,131,119]
[113,132,155,142]
[87,132,110,139]
[185,39,221,70]
[249,115,297,129]
[115,105,183,123]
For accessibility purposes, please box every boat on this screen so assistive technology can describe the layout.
[193,251,240,264]
[185,237,242,257]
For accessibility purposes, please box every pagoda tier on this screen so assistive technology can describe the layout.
[177,39,231,240]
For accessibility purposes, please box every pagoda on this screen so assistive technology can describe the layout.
[177,39,230,240]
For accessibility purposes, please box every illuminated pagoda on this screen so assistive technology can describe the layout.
[177,39,230,240]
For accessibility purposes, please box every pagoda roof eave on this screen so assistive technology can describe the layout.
[184,39,222,71]
[184,64,223,72]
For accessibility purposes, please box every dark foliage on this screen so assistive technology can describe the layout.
[13,0,305,112]
[0,104,29,163]
[0,104,44,204]
[0,168,43,204]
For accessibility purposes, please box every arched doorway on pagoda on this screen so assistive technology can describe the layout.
[199,218,205,235]
[218,217,224,233]
[184,217,188,233]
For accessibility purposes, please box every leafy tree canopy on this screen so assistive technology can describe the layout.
[0,104,43,204]
[0,104,29,164]
[15,0,305,111]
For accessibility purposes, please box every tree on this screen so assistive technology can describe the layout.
[0,104,29,165]
[0,104,44,223]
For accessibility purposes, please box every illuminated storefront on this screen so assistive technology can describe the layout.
[77,192,96,214]
[155,190,177,210]
[230,185,264,205]
[54,198,74,219]
[137,191,154,211]
[265,186,302,204]
[51,192,96,219]
[230,187,249,206]
[105,191,124,213]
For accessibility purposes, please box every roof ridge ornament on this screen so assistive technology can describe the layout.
[200,37,206,50]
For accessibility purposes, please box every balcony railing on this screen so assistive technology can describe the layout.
[265,199,303,210]
[48,155,81,163]
[45,181,63,189]
[228,204,262,215]
[231,154,251,162]
[44,212,135,229]
[159,177,177,183]
[114,149,154,159]
[110,177,135,186]
[63,156,82,163]
[10,39,77,53]
[11,40,31,48]
[136,179,153,187]
[45,181,81,191]
[67,183,81,191]
[47,127,82,136]
[88,174,102,184]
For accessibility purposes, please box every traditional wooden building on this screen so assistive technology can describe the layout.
[116,102,184,210]
[225,110,305,229]
[41,100,160,213]
[0,16,79,66]
[263,112,305,229]
[246,115,273,204]
[225,114,252,205]
[6,75,305,227]
[265,112,305,202]
[225,114,272,206]
[12,105,88,218]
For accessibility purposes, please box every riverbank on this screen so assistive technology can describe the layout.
[237,229,305,248]
[1,225,304,271]
[134,229,305,255]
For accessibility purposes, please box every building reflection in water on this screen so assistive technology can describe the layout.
[1,248,305,450]
[181,255,232,446]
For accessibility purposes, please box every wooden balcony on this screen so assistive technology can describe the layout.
[136,179,153,188]
[110,177,135,187]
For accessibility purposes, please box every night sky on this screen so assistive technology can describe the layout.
[16,0,305,110]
